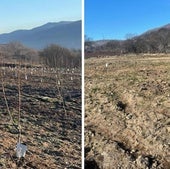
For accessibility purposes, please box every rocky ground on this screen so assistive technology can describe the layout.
[0,63,81,168]
[85,54,170,169]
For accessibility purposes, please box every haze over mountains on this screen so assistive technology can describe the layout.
[85,23,170,57]
[0,20,81,50]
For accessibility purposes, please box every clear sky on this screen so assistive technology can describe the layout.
[85,0,170,40]
[0,0,81,33]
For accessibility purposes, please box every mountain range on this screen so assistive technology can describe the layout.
[0,20,81,50]
[85,23,170,57]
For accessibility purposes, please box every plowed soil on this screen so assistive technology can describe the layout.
[0,63,81,169]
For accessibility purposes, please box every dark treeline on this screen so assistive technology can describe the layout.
[0,42,39,62]
[85,27,170,57]
[39,44,81,68]
[0,42,81,68]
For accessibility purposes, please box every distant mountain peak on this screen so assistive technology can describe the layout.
[31,21,73,32]
[162,23,170,29]
[0,20,81,49]
[42,21,72,26]
[140,23,170,36]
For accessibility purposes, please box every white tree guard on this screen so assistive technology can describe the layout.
[16,143,27,158]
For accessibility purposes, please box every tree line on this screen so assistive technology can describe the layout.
[0,42,81,68]
[39,44,81,68]
[85,27,170,57]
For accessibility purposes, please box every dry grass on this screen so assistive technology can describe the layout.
[85,54,170,169]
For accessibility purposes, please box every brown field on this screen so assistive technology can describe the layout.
[85,54,170,169]
[0,61,81,168]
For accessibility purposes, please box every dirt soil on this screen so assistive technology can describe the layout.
[0,62,81,169]
[85,54,170,169]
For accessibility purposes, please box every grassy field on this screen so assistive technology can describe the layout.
[0,61,81,168]
[85,54,170,169]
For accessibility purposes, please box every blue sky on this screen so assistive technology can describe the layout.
[0,0,81,33]
[85,0,170,40]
